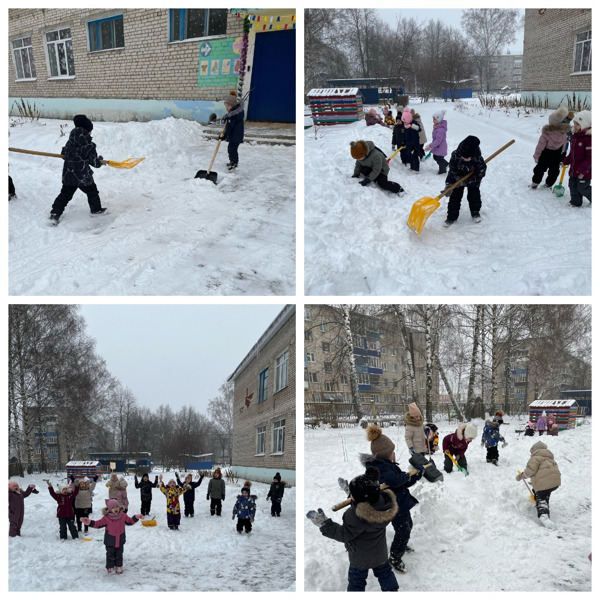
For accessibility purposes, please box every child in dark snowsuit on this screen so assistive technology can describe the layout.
[8,481,38,537]
[562,110,591,207]
[134,473,158,516]
[207,468,226,516]
[400,108,421,172]
[444,135,487,226]
[176,472,204,517]
[81,499,144,574]
[482,412,506,465]
[350,140,403,194]
[361,425,423,574]
[391,115,405,155]
[516,441,561,525]
[531,106,570,189]
[50,114,106,224]
[47,481,79,539]
[266,472,285,516]
[159,475,189,530]
[307,467,399,592]
[222,91,244,170]
[232,481,256,533]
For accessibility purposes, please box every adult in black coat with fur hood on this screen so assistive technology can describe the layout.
[307,467,399,591]
[50,114,106,223]
[361,425,423,574]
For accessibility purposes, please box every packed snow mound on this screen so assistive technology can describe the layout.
[304,99,591,295]
[9,117,295,295]
[9,471,296,591]
[304,418,591,591]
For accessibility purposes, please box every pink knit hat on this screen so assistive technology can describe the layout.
[402,108,412,125]
[408,403,422,418]
[105,498,120,511]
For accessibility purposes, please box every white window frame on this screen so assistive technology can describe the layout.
[304,308,312,321]
[274,350,289,392]
[306,352,315,363]
[308,372,318,383]
[320,323,327,332]
[256,425,266,455]
[258,367,268,403]
[45,27,75,79]
[573,29,592,74]
[272,419,285,454]
[12,35,37,80]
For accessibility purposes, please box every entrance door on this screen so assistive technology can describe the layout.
[247,29,295,122]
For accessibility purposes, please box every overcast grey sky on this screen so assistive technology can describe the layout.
[377,9,525,55]
[78,304,286,414]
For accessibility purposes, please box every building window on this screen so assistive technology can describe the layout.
[336,336,344,347]
[382,362,387,371]
[392,364,398,372]
[324,382,335,391]
[258,367,268,403]
[306,352,315,363]
[46,27,75,77]
[169,9,228,42]
[322,342,330,353]
[272,419,285,453]
[391,348,397,356]
[340,374,349,385]
[308,372,318,383]
[256,425,266,455]
[88,15,124,52]
[274,350,289,392]
[12,36,36,80]
[320,323,327,332]
[574,30,591,73]
[324,362,333,372]
[305,330,313,342]
[304,308,311,321]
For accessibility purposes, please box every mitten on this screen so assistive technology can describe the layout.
[337,477,349,495]
[414,464,424,474]
[135,514,144,520]
[206,494,210,501]
[250,516,254,523]
[502,441,508,447]
[232,514,235,520]
[306,508,328,527]
[360,178,371,187]
[409,447,415,455]
[81,517,91,525]
[392,145,396,151]
[515,473,523,481]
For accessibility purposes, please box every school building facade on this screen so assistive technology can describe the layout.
[521,8,591,108]
[8,8,295,124]
[228,305,296,485]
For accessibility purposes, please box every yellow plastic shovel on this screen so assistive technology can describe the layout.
[9,147,145,169]
[406,139,515,235]
[518,470,536,504]
[552,165,568,197]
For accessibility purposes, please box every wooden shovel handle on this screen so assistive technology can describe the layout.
[438,139,516,199]
[205,123,228,175]
[10,146,109,165]
[332,483,389,512]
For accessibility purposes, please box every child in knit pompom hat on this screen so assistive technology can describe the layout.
[562,109,591,206]
[361,425,423,574]
[530,106,570,189]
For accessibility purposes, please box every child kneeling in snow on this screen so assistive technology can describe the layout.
[350,141,403,194]
[232,481,256,533]
[562,110,591,207]
[444,136,487,226]
[307,467,399,592]
[515,441,561,525]
[81,499,144,574]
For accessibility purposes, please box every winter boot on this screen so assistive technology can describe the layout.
[443,219,456,228]
[107,568,113,574]
[471,212,481,223]
[530,183,539,189]
[116,567,123,574]
[227,162,238,171]
[49,213,60,224]
[390,555,407,574]
[91,207,107,215]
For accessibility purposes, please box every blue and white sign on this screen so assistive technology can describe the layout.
[200,42,212,57]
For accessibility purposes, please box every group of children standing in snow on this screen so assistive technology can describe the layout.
[308,402,562,592]
[353,104,591,224]
[9,467,285,575]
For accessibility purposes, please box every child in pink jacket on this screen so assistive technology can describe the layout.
[81,499,144,574]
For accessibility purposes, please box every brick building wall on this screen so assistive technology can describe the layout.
[521,8,591,106]
[230,306,296,484]
[8,9,244,101]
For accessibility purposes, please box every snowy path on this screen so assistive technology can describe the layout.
[304,420,591,591]
[9,118,295,295]
[304,99,591,295]
[9,472,296,591]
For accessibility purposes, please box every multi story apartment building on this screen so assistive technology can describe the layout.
[521,8,591,107]
[228,305,295,485]
[9,8,295,123]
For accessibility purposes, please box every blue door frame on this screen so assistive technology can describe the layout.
[247,29,295,122]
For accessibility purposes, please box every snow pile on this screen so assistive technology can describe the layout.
[304,99,591,295]
[8,117,295,295]
[304,418,591,591]
[9,471,296,591]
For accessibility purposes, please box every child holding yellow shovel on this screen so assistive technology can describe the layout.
[530,106,570,190]
[50,114,106,224]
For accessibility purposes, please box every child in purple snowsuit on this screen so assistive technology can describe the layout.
[425,110,448,174]
[81,498,144,574]
[562,110,592,207]
[9,481,38,537]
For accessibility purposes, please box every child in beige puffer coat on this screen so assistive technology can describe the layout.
[516,441,561,524]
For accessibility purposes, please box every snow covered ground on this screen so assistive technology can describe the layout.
[9,471,296,591]
[8,117,295,295]
[304,99,591,295]
[304,418,591,591]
